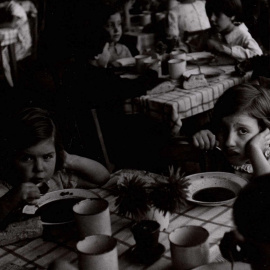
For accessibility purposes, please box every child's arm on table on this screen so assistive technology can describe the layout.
[207,37,262,61]
[246,128,270,177]
[63,151,110,187]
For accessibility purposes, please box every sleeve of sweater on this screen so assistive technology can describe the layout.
[230,36,263,61]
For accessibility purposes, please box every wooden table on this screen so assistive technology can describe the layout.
[123,65,252,136]
[0,174,235,269]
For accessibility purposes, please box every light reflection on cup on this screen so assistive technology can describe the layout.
[77,235,119,270]
[73,198,111,239]
[155,12,165,22]
[170,51,187,61]
[135,55,151,73]
[169,226,210,270]
[168,59,186,80]
[139,13,151,26]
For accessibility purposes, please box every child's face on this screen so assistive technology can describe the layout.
[209,12,234,33]
[104,12,122,43]
[217,113,260,166]
[14,138,56,184]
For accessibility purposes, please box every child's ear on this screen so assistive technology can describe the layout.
[259,76,270,89]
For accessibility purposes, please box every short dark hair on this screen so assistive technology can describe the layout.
[233,174,270,243]
[6,107,64,172]
[212,83,270,133]
[205,0,242,21]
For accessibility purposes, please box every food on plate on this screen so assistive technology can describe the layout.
[183,74,208,89]
[192,187,235,202]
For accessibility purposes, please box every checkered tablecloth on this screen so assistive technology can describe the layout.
[139,66,252,136]
[0,28,18,47]
[122,65,252,136]
[0,171,236,270]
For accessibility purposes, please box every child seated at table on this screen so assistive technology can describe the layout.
[166,0,211,52]
[205,0,263,62]
[219,174,270,269]
[192,83,270,180]
[102,4,132,67]
[0,0,32,86]
[0,107,110,228]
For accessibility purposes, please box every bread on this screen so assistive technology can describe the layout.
[146,81,175,95]
[0,217,43,246]
[183,74,208,89]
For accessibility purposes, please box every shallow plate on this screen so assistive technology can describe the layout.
[185,172,248,206]
[183,67,225,79]
[112,57,136,67]
[23,189,100,225]
[194,262,251,270]
[186,52,215,65]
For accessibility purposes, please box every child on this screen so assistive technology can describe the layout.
[220,174,270,269]
[0,107,110,226]
[192,83,270,180]
[0,0,33,86]
[103,5,132,66]
[166,0,211,52]
[205,0,263,62]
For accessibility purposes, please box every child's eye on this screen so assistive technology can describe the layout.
[43,154,54,160]
[238,128,248,135]
[21,155,34,162]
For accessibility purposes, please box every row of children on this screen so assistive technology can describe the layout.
[92,0,264,70]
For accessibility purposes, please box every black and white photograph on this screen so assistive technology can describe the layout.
[0,0,269,269]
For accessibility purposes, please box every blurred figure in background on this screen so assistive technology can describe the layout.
[166,0,211,52]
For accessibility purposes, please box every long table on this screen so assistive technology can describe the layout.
[124,65,252,136]
[0,174,235,269]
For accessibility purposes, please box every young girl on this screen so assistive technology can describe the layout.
[192,83,270,180]
[103,5,132,67]
[0,0,33,86]
[205,0,262,62]
[0,107,110,226]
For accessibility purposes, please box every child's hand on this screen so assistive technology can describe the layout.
[192,129,217,150]
[96,42,111,68]
[20,183,40,205]
[207,39,232,56]
[246,128,270,157]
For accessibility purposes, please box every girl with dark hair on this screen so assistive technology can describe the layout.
[0,107,109,226]
[192,83,270,179]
